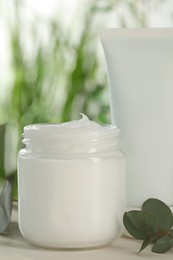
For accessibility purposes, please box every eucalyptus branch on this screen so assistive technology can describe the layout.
[123,198,173,254]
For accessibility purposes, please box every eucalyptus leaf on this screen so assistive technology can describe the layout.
[0,180,12,233]
[138,236,155,253]
[152,236,173,253]
[123,210,159,240]
[123,198,173,254]
[142,198,173,230]
[169,229,173,238]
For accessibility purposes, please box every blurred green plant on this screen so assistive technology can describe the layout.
[3,0,119,139]
[60,1,117,123]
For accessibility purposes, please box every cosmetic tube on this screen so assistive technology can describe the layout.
[101,28,173,209]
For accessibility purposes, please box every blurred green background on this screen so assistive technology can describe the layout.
[0,0,173,197]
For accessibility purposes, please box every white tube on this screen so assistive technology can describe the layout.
[101,28,173,208]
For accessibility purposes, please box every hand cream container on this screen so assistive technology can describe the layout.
[101,28,173,209]
[18,115,125,248]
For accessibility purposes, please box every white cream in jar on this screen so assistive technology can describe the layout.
[18,114,125,248]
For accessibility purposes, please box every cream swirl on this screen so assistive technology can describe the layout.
[24,114,119,137]
[23,114,120,155]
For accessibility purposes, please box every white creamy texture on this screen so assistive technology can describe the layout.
[23,114,120,155]
[23,114,119,140]
[18,115,124,248]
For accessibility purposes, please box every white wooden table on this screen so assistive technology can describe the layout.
[0,204,172,260]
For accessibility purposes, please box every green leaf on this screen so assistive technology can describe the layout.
[169,229,173,238]
[123,210,159,240]
[142,198,173,230]
[0,180,12,233]
[152,236,173,254]
[138,236,155,253]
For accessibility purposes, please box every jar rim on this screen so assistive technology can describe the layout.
[22,115,120,155]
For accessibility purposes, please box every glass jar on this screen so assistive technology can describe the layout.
[18,115,125,249]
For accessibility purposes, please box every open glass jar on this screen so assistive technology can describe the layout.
[18,115,125,248]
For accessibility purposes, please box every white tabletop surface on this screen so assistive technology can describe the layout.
[0,204,172,260]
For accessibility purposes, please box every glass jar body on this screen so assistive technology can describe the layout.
[18,149,125,249]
